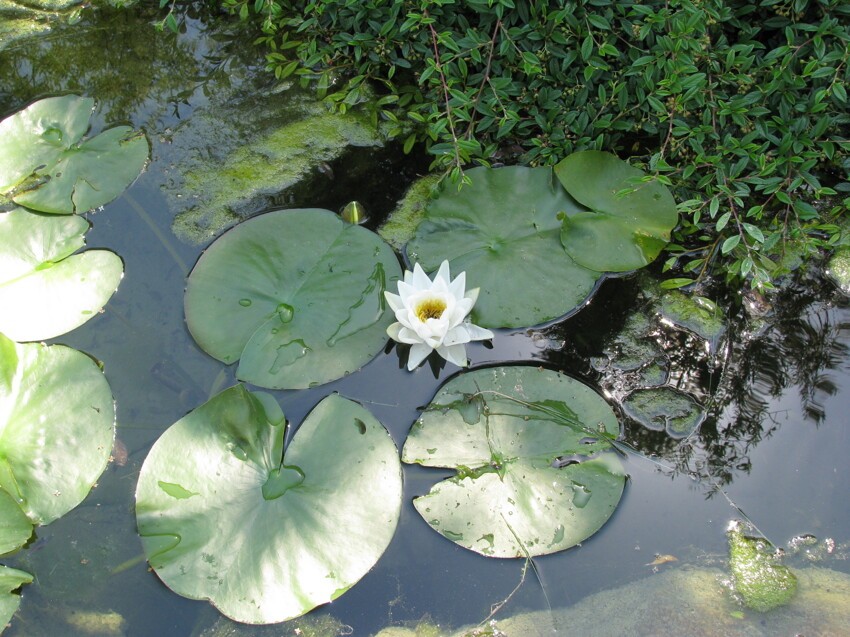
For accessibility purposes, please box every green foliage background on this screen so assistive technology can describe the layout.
[219,0,850,288]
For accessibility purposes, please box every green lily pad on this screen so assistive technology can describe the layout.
[0,565,32,629]
[135,386,402,624]
[0,94,148,214]
[406,166,601,328]
[184,208,401,389]
[0,487,32,555]
[0,333,115,525]
[554,151,678,272]
[0,208,123,341]
[402,366,625,558]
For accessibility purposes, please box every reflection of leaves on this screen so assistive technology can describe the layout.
[533,270,849,493]
[0,3,219,125]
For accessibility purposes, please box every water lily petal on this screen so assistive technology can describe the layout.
[465,322,494,342]
[465,287,480,306]
[447,298,474,327]
[387,322,403,342]
[449,269,466,299]
[384,291,404,313]
[411,262,432,290]
[436,260,451,285]
[397,326,425,345]
[436,343,468,367]
[388,322,426,345]
[443,325,471,346]
[407,343,433,370]
[397,280,417,304]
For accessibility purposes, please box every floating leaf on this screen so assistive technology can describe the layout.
[0,333,115,525]
[402,366,624,558]
[0,208,123,341]
[0,487,32,555]
[135,386,402,624]
[554,151,678,272]
[0,566,32,629]
[0,94,148,214]
[406,166,601,328]
[184,208,401,389]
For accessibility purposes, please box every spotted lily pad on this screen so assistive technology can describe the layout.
[402,366,625,558]
[135,386,402,624]
[0,208,123,341]
[406,166,601,328]
[554,151,678,272]
[184,208,401,389]
[0,94,148,214]
[0,333,115,525]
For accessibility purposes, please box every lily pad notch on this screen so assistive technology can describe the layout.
[184,208,402,389]
[0,94,149,214]
[135,386,403,624]
[402,366,626,558]
[404,152,678,329]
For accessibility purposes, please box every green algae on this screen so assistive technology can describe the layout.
[728,521,798,612]
[591,312,666,374]
[621,386,704,438]
[378,173,443,250]
[0,0,69,52]
[193,611,350,636]
[429,565,848,637]
[659,290,726,352]
[826,246,850,295]
[168,93,388,245]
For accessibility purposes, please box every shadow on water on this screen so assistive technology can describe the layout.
[3,3,850,636]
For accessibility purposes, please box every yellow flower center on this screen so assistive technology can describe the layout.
[415,298,447,321]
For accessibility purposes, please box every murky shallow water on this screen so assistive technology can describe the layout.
[2,4,849,636]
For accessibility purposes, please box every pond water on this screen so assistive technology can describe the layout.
[2,4,849,636]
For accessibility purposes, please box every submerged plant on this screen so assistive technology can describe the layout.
[727,520,798,612]
[385,260,493,370]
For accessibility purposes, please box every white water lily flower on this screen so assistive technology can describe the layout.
[385,260,494,370]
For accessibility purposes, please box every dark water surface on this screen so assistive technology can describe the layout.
[2,4,849,636]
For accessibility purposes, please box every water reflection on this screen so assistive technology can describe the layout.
[0,3,247,129]
[534,269,850,491]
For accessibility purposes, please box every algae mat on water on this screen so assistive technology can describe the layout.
[165,88,388,245]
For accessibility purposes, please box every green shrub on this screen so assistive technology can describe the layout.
[220,0,850,289]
